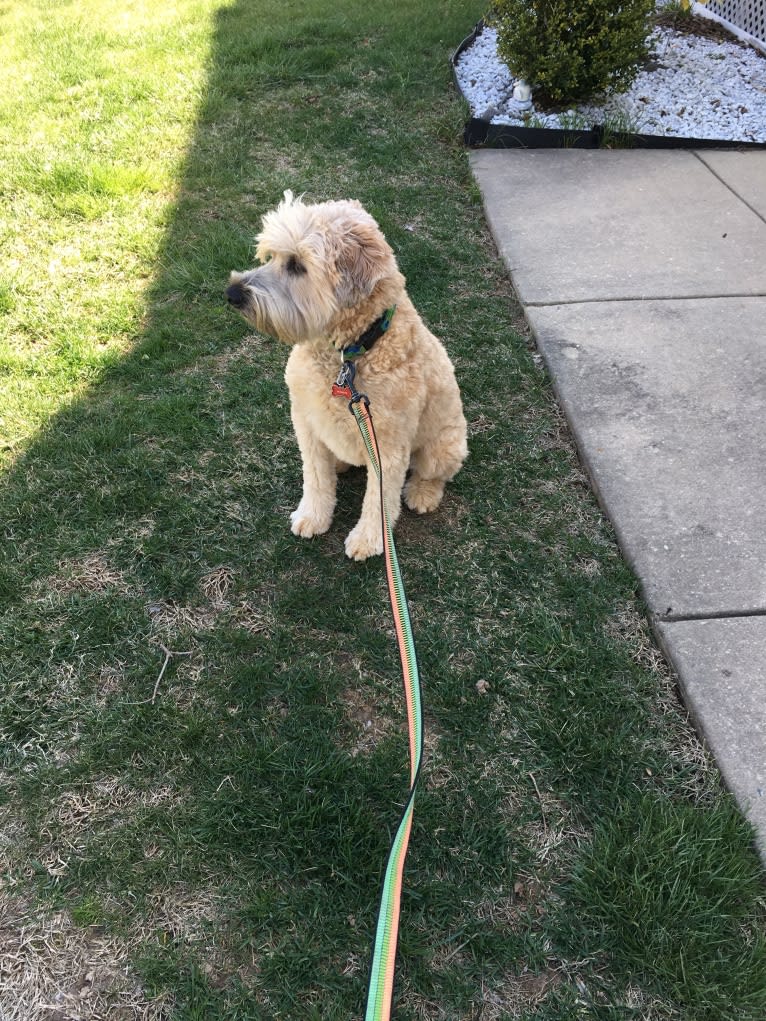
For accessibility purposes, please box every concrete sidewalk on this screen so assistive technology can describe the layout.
[470,149,766,857]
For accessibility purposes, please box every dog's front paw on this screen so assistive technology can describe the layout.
[344,522,384,561]
[290,502,333,539]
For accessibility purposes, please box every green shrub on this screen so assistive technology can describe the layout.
[490,0,655,106]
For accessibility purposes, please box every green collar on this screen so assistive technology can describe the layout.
[340,305,396,362]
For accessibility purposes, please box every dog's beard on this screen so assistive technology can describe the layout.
[243,282,305,344]
[239,270,336,345]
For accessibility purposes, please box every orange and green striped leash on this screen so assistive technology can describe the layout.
[345,391,424,1021]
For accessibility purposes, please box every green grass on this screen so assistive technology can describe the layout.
[1,1,764,1019]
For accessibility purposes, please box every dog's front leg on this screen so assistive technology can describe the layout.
[345,447,408,561]
[289,405,337,539]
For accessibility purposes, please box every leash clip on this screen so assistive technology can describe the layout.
[331,359,356,400]
[332,349,369,411]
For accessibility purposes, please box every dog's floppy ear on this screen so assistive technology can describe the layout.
[335,219,391,306]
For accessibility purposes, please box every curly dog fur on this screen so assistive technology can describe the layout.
[227,191,467,560]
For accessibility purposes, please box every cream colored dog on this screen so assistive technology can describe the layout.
[226,192,467,560]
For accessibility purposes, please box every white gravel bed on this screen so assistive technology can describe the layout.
[455,22,766,142]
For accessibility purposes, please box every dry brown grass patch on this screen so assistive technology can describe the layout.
[475,965,566,1019]
[148,569,275,640]
[603,602,666,674]
[342,683,396,758]
[33,553,133,600]
[38,779,185,871]
[147,600,217,633]
[0,893,172,1021]
[200,565,235,606]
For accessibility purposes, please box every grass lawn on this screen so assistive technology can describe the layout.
[1,1,765,1018]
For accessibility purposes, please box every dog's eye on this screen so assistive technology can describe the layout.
[286,255,305,275]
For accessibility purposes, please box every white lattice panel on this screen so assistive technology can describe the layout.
[696,0,766,49]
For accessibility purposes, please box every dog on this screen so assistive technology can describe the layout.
[226,191,467,560]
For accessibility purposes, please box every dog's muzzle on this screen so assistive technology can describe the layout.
[226,282,247,308]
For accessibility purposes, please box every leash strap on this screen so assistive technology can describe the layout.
[349,396,424,1021]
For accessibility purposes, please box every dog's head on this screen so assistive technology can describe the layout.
[226,191,398,344]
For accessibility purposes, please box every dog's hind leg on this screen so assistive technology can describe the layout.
[404,424,468,514]
[289,406,338,539]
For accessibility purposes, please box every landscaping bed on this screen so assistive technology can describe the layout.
[454,17,766,148]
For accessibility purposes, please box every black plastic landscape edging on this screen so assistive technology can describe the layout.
[452,21,766,151]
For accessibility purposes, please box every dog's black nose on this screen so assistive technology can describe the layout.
[226,282,246,308]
